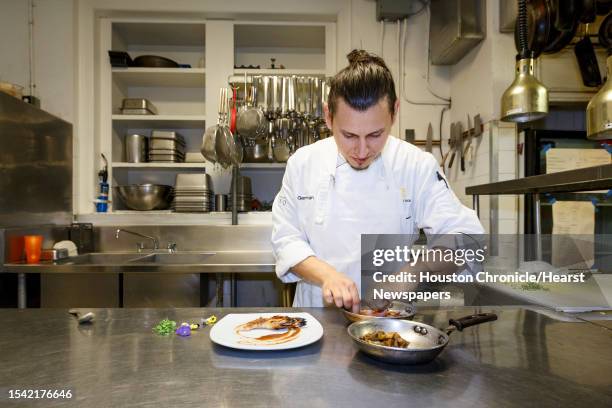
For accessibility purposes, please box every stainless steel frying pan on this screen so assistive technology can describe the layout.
[347,313,497,364]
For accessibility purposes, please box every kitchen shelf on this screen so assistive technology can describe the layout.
[112,162,208,169]
[240,163,286,169]
[112,115,206,129]
[465,164,612,195]
[233,68,326,76]
[76,211,273,226]
[112,68,205,87]
[113,22,206,47]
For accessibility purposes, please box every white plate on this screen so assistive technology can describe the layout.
[209,313,323,351]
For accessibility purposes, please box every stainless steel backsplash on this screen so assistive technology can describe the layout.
[0,92,72,228]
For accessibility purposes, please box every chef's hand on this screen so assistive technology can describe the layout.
[291,256,360,312]
[322,271,360,313]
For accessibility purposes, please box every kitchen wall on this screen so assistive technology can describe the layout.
[449,0,516,125]
[0,0,518,218]
[350,0,452,152]
[0,0,78,207]
[444,0,518,235]
[0,0,76,123]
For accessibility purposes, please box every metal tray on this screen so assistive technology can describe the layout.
[150,139,186,150]
[120,98,158,114]
[151,130,185,141]
[119,108,155,115]
[148,155,185,162]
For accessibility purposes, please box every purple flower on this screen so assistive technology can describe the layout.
[175,325,191,337]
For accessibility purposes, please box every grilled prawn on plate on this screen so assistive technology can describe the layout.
[234,315,307,345]
[235,315,306,332]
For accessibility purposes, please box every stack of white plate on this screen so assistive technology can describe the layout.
[172,173,214,212]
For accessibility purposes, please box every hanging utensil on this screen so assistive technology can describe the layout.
[201,88,227,164]
[236,78,268,141]
[464,114,481,164]
[229,86,244,166]
[295,76,310,149]
[230,86,238,134]
[514,0,550,58]
[273,77,291,162]
[425,123,433,153]
[463,114,473,158]
[598,12,612,50]
[457,121,465,172]
[575,23,602,87]
[543,0,579,54]
[579,0,596,24]
[448,123,457,169]
[214,87,234,168]
[201,126,217,163]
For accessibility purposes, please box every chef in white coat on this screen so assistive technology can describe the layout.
[271,50,483,311]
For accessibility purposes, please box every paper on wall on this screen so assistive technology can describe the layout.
[546,148,608,268]
[551,201,595,269]
[546,148,610,175]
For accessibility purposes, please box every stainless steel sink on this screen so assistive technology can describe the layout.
[56,253,150,265]
[56,252,216,266]
[128,252,216,265]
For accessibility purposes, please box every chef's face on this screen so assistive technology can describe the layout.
[325,97,398,170]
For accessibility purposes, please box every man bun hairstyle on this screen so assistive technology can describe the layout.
[327,49,397,117]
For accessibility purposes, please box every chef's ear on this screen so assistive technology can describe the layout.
[324,103,333,129]
[392,99,400,122]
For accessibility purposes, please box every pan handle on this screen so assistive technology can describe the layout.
[448,313,497,331]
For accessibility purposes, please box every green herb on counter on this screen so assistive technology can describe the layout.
[512,282,550,291]
[153,319,177,336]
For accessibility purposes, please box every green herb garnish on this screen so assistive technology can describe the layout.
[153,319,177,336]
[511,282,549,291]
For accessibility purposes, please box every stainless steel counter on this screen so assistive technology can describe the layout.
[2,251,275,274]
[2,251,276,308]
[1,307,610,407]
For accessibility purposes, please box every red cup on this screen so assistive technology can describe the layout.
[24,235,43,264]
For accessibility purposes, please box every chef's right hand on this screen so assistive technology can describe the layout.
[322,271,360,313]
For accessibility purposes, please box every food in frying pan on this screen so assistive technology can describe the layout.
[359,309,401,317]
[234,315,307,345]
[360,331,410,348]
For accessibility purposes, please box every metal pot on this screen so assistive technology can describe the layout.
[243,140,269,163]
[347,313,497,364]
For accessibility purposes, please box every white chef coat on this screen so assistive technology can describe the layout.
[271,136,484,307]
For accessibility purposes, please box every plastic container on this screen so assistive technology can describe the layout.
[24,235,43,264]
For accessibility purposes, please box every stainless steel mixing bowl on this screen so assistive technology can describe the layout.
[114,184,174,210]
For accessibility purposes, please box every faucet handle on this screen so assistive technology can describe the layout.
[167,242,177,253]
[136,242,145,252]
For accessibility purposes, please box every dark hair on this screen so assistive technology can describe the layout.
[327,49,397,117]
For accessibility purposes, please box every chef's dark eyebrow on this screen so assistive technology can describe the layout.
[341,128,384,137]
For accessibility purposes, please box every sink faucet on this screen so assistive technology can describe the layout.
[115,229,159,252]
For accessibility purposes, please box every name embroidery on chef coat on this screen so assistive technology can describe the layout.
[400,187,412,203]
[399,187,412,220]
